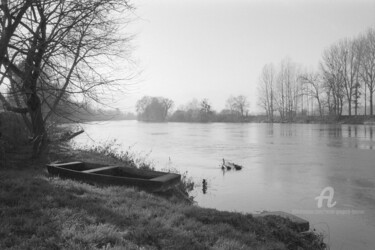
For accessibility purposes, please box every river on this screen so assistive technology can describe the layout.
[72,120,375,250]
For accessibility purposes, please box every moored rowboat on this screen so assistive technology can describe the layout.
[46,161,181,192]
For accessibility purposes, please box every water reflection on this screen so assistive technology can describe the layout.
[346,126,358,138]
[266,124,274,136]
[279,124,297,137]
[364,126,374,140]
[202,179,207,194]
[327,126,342,138]
[312,125,375,150]
[365,126,374,149]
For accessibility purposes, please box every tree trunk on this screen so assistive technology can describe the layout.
[348,101,352,117]
[318,99,322,118]
[339,99,343,116]
[365,83,367,116]
[371,92,373,116]
[27,94,46,158]
[270,90,273,122]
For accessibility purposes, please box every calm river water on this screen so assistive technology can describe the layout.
[73,120,375,249]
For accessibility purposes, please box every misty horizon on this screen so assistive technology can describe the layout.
[112,0,375,113]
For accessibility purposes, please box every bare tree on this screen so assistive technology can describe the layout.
[160,97,174,119]
[0,1,32,63]
[226,95,250,118]
[0,0,134,157]
[136,96,173,122]
[257,63,275,121]
[299,71,325,118]
[136,96,152,115]
[337,38,361,116]
[359,28,375,115]
[200,99,211,114]
[274,59,300,121]
[199,98,213,122]
[321,43,345,116]
[185,98,200,111]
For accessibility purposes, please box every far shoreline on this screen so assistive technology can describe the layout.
[76,115,375,126]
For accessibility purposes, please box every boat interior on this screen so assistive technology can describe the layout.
[50,162,161,179]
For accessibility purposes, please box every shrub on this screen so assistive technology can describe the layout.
[0,112,29,150]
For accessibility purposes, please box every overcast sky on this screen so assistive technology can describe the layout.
[119,0,375,113]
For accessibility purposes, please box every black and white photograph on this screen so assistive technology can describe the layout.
[1,0,375,249]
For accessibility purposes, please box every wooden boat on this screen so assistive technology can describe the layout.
[46,161,181,192]
[222,159,243,170]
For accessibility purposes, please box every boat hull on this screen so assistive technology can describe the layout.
[46,162,181,192]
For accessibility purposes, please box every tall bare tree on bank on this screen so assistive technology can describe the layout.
[299,71,325,118]
[321,43,345,116]
[338,38,361,117]
[0,0,134,157]
[359,28,375,115]
[257,27,375,121]
[160,98,174,120]
[226,95,250,119]
[200,98,213,122]
[274,59,301,121]
[257,63,275,121]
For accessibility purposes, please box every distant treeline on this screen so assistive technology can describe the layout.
[135,95,254,123]
[134,95,335,123]
[2,89,136,124]
[75,108,136,122]
[257,27,375,123]
[47,103,136,123]
[137,27,375,124]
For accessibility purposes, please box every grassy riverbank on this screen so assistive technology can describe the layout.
[0,144,325,249]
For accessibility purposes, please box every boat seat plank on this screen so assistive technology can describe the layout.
[51,161,83,167]
[82,165,119,173]
[151,173,180,182]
